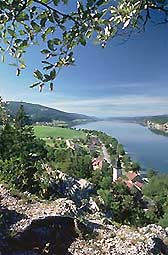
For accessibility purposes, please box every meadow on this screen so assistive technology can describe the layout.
[33,125,86,140]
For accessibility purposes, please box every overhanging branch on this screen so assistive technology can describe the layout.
[34,0,80,26]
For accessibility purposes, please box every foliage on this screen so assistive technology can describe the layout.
[47,141,93,179]
[117,144,125,156]
[1,0,167,88]
[131,161,141,172]
[0,124,46,160]
[14,104,30,128]
[143,175,168,205]
[98,182,146,226]
[0,97,8,124]
[0,105,48,196]
[147,168,158,179]
[142,175,168,225]
[6,101,93,123]
[148,116,168,125]
[159,209,168,228]
[0,157,43,194]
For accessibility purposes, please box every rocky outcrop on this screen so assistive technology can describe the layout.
[5,216,79,255]
[0,184,168,255]
[69,222,168,255]
[42,167,95,204]
[0,184,80,254]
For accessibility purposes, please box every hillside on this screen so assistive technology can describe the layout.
[106,115,168,124]
[144,115,168,124]
[6,101,95,124]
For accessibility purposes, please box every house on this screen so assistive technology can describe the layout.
[92,158,103,170]
[124,171,144,191]
[115,170,145,191]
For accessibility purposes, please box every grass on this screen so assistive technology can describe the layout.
[34,125,86,140]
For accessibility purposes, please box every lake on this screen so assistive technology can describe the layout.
[75,121,168,173]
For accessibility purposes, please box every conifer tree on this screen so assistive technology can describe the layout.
[14,104,30,128]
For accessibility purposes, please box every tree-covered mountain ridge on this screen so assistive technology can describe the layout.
[6,101,95,124]
[106,115,168,124]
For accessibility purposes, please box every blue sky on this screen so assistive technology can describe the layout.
[0,13,168,117]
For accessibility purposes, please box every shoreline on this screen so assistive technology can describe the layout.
[73,120,168,174]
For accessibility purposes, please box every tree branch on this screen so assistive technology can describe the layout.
[148,3,168,14]
[142,0,151,31]
[16,0,28,17]
[33,0,80,26]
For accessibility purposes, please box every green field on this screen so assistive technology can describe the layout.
[34,125,86,140]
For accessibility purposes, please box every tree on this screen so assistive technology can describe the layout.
[131,161,141,172]
[117,144,125,156]
[0,97,8,125]
[14,104,30,128]
[142,175,168,223]
[98,182,146,226]
[147,168,158,179]
[0,1,167,89]
[0,122,46,160]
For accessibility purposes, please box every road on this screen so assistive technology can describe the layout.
[102,143,111,164]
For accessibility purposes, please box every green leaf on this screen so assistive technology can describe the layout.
[29,81,41,88]
[19,30,26,36]
[16,68,21,76]
[33,70,43,80]
[53,0,60,5]
[42,27,55,41]
[50,82,54,91]
[50,69,56,80]
[20,39,28,48]
[79,36,86,46]
[31,21,41,32]
[96,0,105,6]
[41,49,50,54]
[47,40,54,51]
[40,17,47,27]
[85,30,92,38]
[17,13,29,22]
[20,62,26,69]
[87,0,95,7]
[1,55,5,63]
[41,0,50,3]
[44,74,51,82]
[62,0,68,4]
[43,64,53,70]
[7,29,16,38]
[53,38,61,45]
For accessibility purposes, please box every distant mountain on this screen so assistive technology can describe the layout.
[6,101,95,124]
[106,115,168,125]
[141,115,168,124]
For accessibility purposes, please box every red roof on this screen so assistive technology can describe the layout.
[124,180,134,189]
[126,171,139,181]
[134,181,144,189]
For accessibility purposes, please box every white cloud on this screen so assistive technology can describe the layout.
[49,95,168,117]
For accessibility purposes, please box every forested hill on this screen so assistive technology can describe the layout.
[144,115,168,124]
[130,115,168,125]
[6,101,95,124]
[106,115,168,125]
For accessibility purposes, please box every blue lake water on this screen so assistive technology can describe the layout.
[75,121,168,173]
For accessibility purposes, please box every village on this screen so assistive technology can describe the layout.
[51,129,147,194]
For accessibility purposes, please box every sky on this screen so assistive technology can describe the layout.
[0,7,168,117]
